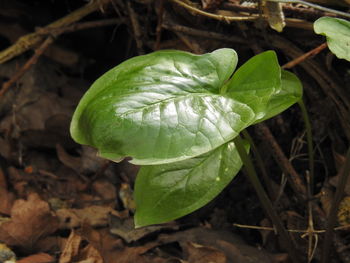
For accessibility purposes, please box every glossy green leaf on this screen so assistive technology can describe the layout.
[134,141,248,227]
[70,49,258,165]
[224,51,281,121]
[253,70,303,124]
[314,17,350,62]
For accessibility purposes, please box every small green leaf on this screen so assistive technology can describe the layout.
[134,141,248,227]
[314,17,350,62]
[253,70,303,124]
[70,49,258,165]
[224,51,281,120]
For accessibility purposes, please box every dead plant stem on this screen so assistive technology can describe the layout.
[169,0,258,22]
[0,0,112,64]
[282,43,327,69]
[0,36,54,98]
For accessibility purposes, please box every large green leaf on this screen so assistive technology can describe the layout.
[314,17,350,62]
[70,49,257,165]
[134,141,248,227]
[253,70,303,124]
[224,51,281,121]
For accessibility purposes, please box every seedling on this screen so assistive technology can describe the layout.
[70,48,302,227]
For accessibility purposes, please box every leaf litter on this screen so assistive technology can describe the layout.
[0,0,349,262]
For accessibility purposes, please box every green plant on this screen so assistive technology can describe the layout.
[314,16,350,62]
[70,48,302,227]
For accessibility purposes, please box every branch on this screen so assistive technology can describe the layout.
[0,0,112,64]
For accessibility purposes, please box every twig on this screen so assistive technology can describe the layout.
[222,1,338,19]
[233,223,350,233]
[256,123,307,199]
[0,36,55,98]
[169,0,258,22]
[268,0,350,19]
[37,18,127,36]
[127,1,145,55]
[321,147,350,263]
[162,22,246,44]
[154,0,165,50]
[0,18,127,99]
[0,0,112,64]
[297,101,315,194]
[282,42,328,69]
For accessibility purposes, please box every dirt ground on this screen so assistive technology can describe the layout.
[0,0,350,262]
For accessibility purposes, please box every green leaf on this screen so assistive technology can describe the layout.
[70,49,257,165]
[253,70,303,124]
[314,17,350,62]
[134,141,248,227]
[224,51,281,121]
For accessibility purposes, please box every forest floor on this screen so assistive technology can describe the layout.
[0,0,350,262]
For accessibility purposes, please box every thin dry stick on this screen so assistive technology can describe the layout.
[162,22,246,44]
[127,2,145,55]
[37,18,126,36]
[0,0,112,64]
[0,36,54,98]
[169,0,258,22]
[154,0,165,50]
[256,123,307,199]
[233,223,350,233]
[322,148,350,263]
[0,18,127,99]
[282,42,328,69]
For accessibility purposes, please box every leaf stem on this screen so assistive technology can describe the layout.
[233,135,300,263]
[241,129,275,200]
[298,100,314,194]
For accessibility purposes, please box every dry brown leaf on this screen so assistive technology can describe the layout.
[185,242,226,263]
[329,174,350,195]
[80,225,163,263]
[56,144,82,174]
[56,206,115,229]
[92,180,116,200]
[0,193,59,250]
[17,253,55,263]
[0,187,15,215]
[158,228,285,263]
[78,244,103,263]
[59,230,82,263]
[56,144,106,175]
[110,213,178,243]
[0,167,7,188]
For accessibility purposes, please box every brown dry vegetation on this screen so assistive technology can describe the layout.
[0,0,350,262]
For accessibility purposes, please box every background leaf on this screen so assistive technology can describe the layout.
[253,70,303,124]
[134,141,249,227]
[314,17,350,62]
[224,51,281,120]
[70,49,258,165]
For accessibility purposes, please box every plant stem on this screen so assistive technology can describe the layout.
[233,135,300,263]
[321,147,350,263]
[298,100,314,194]
[241,129,275,200]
